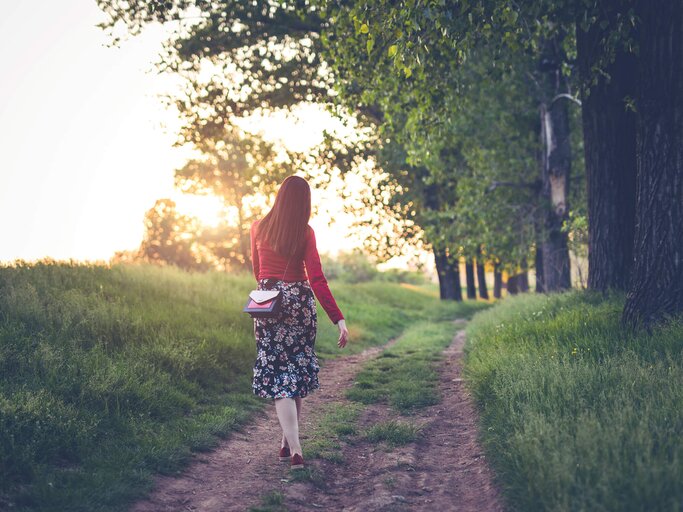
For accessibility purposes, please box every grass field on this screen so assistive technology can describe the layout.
[465,291,683,511]
[0,260,471,511]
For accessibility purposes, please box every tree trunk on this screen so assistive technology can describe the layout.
[534,155,546,293]
[623,0,683,328]
[493,263,503,299]
[434,248,462,301]
[434,248,447,299]
[465,259,477,299]
[448,256,463,302]
[476,246,489,299]
[507,274,519,295]
[539,35,572,291]
[519,259,530,292]
[577,13,638,292]
[535,234,545,293]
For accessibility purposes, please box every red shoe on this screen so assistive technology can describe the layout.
[290,453,304,470]
[279,446,291,462]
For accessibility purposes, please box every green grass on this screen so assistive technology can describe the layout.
[0,259,466,511]
[284,466,326,488]
[248,491,288,512]
[364,419,422,447]
[303,403,362,463]
[346,300,487,414]
[465,291,683,512]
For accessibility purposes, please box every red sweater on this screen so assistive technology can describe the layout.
[250,220,344,324]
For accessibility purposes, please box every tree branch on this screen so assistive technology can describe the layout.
[488,179,541,192]
[551,93,582,107]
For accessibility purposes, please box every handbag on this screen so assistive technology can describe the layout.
[243,258,291,318]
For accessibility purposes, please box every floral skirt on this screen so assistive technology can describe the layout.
[252,278,320,399]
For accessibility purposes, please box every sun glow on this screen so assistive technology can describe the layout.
[171,193,229,228]
[0,1,410,268]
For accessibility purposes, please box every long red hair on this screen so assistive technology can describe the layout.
[257,175,312,258]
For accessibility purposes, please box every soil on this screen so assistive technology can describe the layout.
[129,322,505,512]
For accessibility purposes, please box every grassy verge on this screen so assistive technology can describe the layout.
[0,260,468,511]
[465,291,683,511]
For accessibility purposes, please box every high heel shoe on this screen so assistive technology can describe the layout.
[290,453,304,470]
[278,446,291,462]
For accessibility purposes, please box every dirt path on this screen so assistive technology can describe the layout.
[282,324,505,511]
[130,323,504,512]
[129,340,398,512]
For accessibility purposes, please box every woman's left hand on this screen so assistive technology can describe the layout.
[337,319,349,349]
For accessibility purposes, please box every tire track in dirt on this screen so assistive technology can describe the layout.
[282,322,505,511]
[128,339,399,512]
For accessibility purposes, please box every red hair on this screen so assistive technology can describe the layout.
[257,175,312,258]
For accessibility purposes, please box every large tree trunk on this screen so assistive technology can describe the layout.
[465,259,477,299]
[493,263,503,299]
[476,246,489,299]
[434,248,462,301]
[577,13,638,292]
[623,0,683,328]
[538,35,572,291]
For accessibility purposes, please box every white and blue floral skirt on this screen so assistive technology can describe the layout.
[252,278,320,399]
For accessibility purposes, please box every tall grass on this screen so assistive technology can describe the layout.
[465,291,683,511]
[0,260,458,511]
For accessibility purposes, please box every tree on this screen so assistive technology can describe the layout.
[355,139,464,301]
[321,12,549,293]
[136,198,210,270]
[319,1,582,292]
[576,2,637,292]
[174,125,294,269]
[622,0,683,328]
[536,32,574,291]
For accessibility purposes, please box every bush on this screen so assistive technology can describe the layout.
[320,251,425,285]
[375,268,426,285]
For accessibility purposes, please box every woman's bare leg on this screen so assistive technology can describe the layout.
[281,397,303,449]
[275,398,302,456]
[295,397,302,419]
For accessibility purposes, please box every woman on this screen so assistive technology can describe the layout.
[250,175,349,470]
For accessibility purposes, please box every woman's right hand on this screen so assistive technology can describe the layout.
[337,319,349,349]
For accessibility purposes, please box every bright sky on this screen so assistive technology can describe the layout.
[0,0,363,265]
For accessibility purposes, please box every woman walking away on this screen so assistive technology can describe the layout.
[250,175,349,470]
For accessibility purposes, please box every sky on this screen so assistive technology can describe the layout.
[0,0,363,265]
